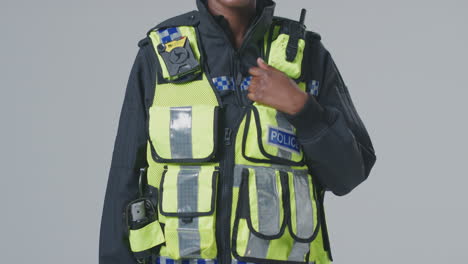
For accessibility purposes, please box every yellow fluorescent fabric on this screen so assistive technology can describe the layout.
[265,231,294,261]
[309,227,332,264]
[197,165,217,213]
[129,221,165,253]
[257,104,281,157]
[268,34,305,79]
[198,215,217,259]
[289,172,297,235]
[309,174,318,234]
[161,166,179,213]
[163,221,181,259]
[191,105,216,160]
[244,112,264,159]
[149,106,172,159]
[152,74,219,107]
[298,81,306,92]
[236,219,250,256]
[247,168,259,231]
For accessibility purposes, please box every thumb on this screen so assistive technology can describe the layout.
[257,57,271,70]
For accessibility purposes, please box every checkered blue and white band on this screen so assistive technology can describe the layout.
[156,27,183,44]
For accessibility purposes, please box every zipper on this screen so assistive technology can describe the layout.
[224,128,232,146]
[218,108,247,264]
[232,50,245,107]
[201,9,271,264]
[231,50,243,106]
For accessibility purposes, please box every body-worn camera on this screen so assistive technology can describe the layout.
[157,36,200,79]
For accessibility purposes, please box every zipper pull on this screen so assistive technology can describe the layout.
[224,128,232,146]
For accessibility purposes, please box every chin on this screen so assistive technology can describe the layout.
[217,0,255,8]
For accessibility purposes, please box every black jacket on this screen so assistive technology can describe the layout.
[99,0,377,263]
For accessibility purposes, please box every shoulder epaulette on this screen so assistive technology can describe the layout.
[306,30,322,41]
[138,37,150,48]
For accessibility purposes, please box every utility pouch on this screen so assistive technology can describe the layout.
[124,168,165,263]
[241,103,305,166]
[285,170,319,242]
[267,10,307,80]
[158,164,219,260]
[148,105,219,163]
[268,33,305,79]
[125,198,165,262]
[232,167,320,264]
[243,167,287,239]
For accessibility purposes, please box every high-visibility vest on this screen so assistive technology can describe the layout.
[126,15,332,264]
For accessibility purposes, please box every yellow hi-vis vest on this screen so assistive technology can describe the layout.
[127,20,332,264]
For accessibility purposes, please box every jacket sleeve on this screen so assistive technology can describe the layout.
[99,46,152,264]
[283,44,377,196]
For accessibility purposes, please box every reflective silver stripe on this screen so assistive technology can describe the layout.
[293,170,314,238]
[233,165,244,187]
[231,260,259,264]
[170,106,193,159]
[156,256,218,264]
[156,256,167,264]
[275,111,293,159]
[177,166,201,213]
[254,167,281,236]
[177,222,201,257]
[177,166,201,257]
[288,241,310,261]
[244,233,270,259]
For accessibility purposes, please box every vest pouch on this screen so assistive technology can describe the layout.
[232,167,318,263]
[286,170,320,243]
[231,166,298,264]
[244,167,287,240]
[158,164,219,260]
[125,198,165,261]
[242,104,305,166]
[148,105,219,163]
[129,221,165,258]
[268,33,305,80]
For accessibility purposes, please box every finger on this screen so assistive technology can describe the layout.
[248,66,267,76]
[249,77,260,89]
[257,57,272,71]
[247,91,257,101]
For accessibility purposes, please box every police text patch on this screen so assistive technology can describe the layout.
[267,126,300,153]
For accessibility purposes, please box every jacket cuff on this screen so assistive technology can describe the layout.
[282,94,329,139]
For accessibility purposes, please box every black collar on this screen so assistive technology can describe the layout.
[196,0,276,52]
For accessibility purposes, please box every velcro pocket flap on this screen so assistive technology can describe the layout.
[159,164,218,217]
[149,105,219,163]
[129,220,165,253]
[242,104,304,166]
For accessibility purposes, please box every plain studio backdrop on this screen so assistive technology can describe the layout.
[1,0,467,263]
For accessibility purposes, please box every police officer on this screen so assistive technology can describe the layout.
[99,0,377,264]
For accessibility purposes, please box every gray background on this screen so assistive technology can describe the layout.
[1,0,467,263]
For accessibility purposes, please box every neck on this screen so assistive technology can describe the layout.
[206,0,257,49]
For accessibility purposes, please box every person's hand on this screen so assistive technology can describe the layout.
[247,57,308,115]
